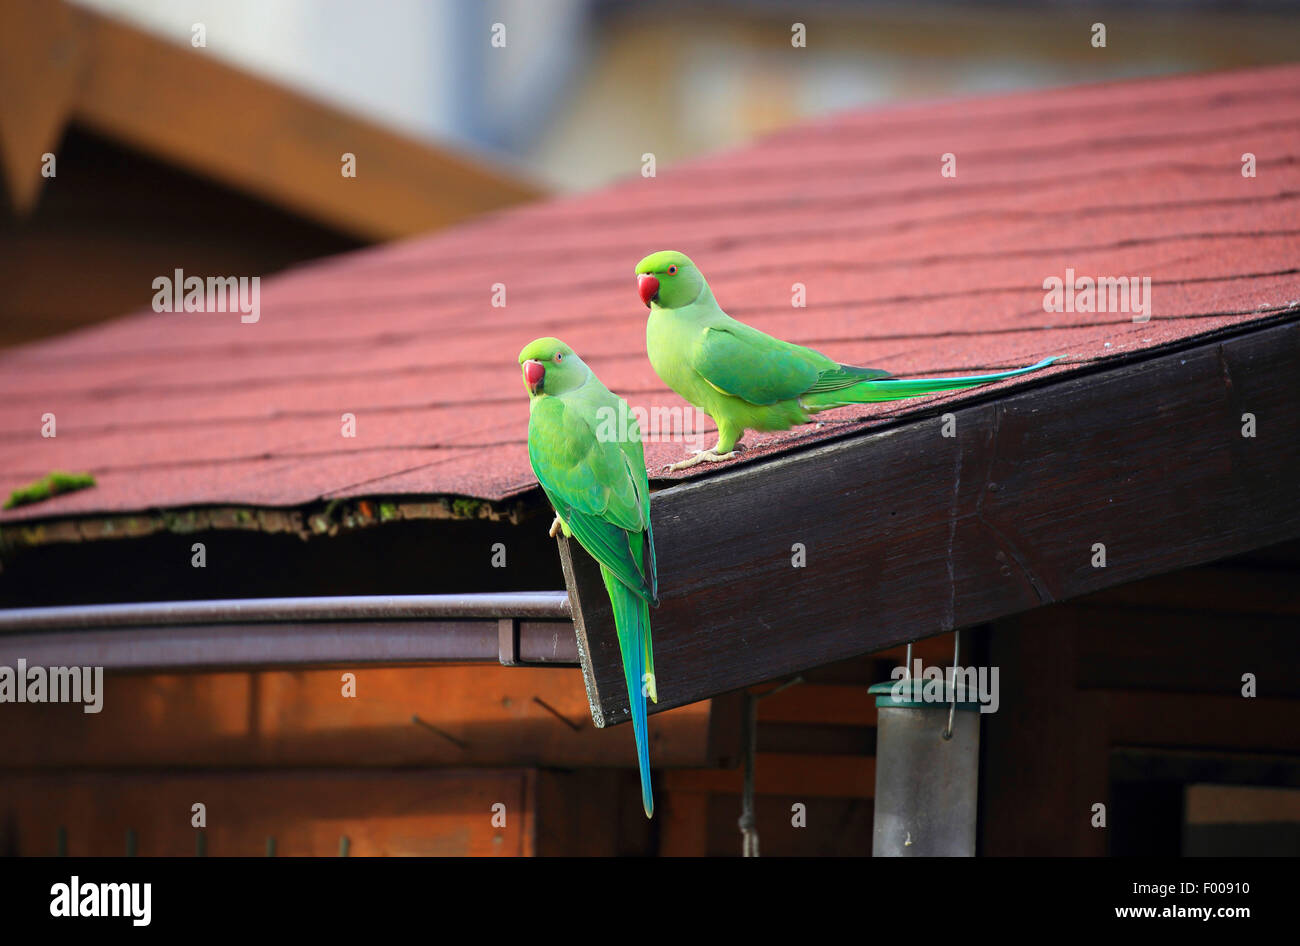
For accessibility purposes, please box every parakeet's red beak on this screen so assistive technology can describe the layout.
[523,359,545,394]
[638,273,660,307]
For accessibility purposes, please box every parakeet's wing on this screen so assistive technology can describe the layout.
[690,322,822,406]
[528,395,655,602]
[690,322,888,406]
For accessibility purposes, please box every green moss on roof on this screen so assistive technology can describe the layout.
[4,471,96,510]
[0,495,535,555]
[452,498,485,519]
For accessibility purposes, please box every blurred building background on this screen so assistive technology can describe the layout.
[72,0,1300,191]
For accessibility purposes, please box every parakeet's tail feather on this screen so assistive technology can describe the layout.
[601,564,655,818]
[804,357,1056,409]
[643,626,658,704]
[807,363,892,393]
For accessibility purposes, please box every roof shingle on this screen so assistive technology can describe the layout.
[3,64,1298,523]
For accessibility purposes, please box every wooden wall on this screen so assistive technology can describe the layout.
[0,665,704,856]
[982,540,1300,856]
[2,541,1295,856]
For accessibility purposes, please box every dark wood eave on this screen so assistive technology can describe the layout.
[562,315,1300,728]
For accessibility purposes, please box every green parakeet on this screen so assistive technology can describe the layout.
[519,337,659,818]
[635,251,1057,470]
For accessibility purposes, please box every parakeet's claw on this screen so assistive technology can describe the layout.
[548,515,563,538]
[664,449,739,472]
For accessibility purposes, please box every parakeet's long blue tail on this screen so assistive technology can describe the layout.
[805,357,1057,409]
[601,564,655,819]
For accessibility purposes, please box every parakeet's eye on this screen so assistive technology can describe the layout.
[554,352,563,363]
[666,264,678,275]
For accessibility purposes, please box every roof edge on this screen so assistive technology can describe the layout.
[0,492,542,556]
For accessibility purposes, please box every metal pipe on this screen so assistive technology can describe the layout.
[0,592,578,670]
[0,592,571,631]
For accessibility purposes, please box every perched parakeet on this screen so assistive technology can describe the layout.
[635,251,1057,470]
[519,337,659,818]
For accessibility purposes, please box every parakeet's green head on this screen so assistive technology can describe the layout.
[635,250,705,309]
[518,337,589,398]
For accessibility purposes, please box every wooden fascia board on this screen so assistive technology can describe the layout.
[561,317,1300,727]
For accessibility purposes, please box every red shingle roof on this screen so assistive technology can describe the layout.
[3,64,1298,523]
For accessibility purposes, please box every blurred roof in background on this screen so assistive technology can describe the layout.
[71,0,1300,190]
[0,0,542,347]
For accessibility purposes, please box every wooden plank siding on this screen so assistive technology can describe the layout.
[0,665,716,770]
[0,665,711,856]
[982,544,1300,856]
[0,768,661,857]
[0,770,538,857]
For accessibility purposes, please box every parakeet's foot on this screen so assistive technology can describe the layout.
[548,516,563,538]
[664,448,740,472]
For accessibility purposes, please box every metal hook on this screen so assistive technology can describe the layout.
[412,714,470,749]
[942,630,960,740]
[531,696,583,732]
[755,675,803,702]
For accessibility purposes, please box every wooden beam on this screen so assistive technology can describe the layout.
[534,770,654,856]
[1072,608,1300,696]
[658,791,710,856]
[755,683,878,727]
[663,753,875,799]
[1111,748,1300,787]
[704,689,745,769]
[0,0,541,238]
[562,319,1300,726]
[980,614,1109,856]
[0,0,86,214]
[1106,691,1300,754]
